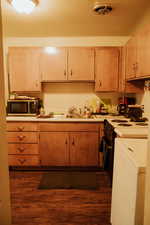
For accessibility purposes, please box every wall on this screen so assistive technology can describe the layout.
[42,83,120,114]
[136,91,150,117]
[0,2,11,224]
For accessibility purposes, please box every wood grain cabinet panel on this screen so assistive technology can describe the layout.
[9,47,41,92]
[95,48,119,92]
[41,47,67,81]
[39,123,101,167]
[69,132,99,166]
[136,29,150,77]
[40,47,94,82]
[68,48,94,81]
[7,121,39,167]
[9,155,39,166]
[39,122,100,132]
[39,132,69,166]
[119,47,143,93]
[8,144,39,155]
[125,37,137,79]
[125,27,150,80]
[7,132,38,144]
[7,122,38,132]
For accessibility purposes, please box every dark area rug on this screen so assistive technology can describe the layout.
[38,171,98,189]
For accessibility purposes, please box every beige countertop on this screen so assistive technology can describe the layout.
[6,116,108,122]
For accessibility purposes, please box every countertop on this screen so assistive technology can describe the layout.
[6,115,120,122]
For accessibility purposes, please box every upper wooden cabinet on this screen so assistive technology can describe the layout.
[125,27,150,80]
[68,48,94,81]
[125,37,137,80]
[136,29,150,78]
[119,47,143,93]
[95,48,119,92]
[41,48,67,81]
[41,47,95,82]
[9,47,41,92]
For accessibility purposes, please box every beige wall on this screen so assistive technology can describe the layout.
[0,1,11,224]
[42,83,120,114]
[136,90,150,117]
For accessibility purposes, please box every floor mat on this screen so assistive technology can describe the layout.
[38,171,98,189]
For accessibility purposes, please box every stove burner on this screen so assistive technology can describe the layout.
[118,123,132,127]
[111,119,128,123]
[136,123,148,126]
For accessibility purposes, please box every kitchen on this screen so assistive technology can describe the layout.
[1,0,150,225]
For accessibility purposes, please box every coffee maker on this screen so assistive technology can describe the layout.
[117,97,136,115]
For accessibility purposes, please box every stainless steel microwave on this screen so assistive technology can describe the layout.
[7,99,40,116]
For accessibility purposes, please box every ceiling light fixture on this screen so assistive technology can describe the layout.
[7,0,39,14]
[93,2,113,15]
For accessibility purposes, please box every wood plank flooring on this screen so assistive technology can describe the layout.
[10,171,112,225]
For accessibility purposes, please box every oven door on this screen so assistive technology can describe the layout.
[100,137,112,169]
[7,101,29,115]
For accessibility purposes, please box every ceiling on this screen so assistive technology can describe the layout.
[2,0,150,37]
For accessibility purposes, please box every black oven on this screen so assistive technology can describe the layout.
[7,99,40,116]
[100,119,116,185]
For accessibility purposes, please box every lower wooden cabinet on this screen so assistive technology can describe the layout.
[7,122,39,166]
[39,123,100,167]
[8,155,39,166]
[40,132,69,166]
[7,121,101,167]
[69,132,99,166]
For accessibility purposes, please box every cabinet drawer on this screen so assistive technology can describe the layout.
[7,132,38,143]
[9,155,39,166]
[7,122,38,132]
[8,144,39,155]
[39,123,100,132]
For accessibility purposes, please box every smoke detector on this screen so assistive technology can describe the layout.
[93,2,113,15]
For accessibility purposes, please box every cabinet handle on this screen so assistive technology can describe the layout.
[99,80,102,87]
[70,70,73,76]
[65,139,68,145]
[128,147,134,152]
[64,70,66,76]
[72,137,75,146]
[18,159,26,164]
[17,126,24,131]
[17,147,25,153]
[17,135,26,141]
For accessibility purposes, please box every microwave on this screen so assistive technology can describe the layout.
[7,99,40,116]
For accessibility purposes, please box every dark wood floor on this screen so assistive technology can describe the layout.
[10,171,112,225]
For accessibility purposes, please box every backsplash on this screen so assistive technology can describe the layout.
[42,83,121,114]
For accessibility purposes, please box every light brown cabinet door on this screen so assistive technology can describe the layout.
[39,132,69,166]
[68,48,94,81]
[95,48,119,92]
[69,132,99,166]
[125,37,137,79]
[41,47,67,81]
[136,29,150,77]
[9,47,41,92]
